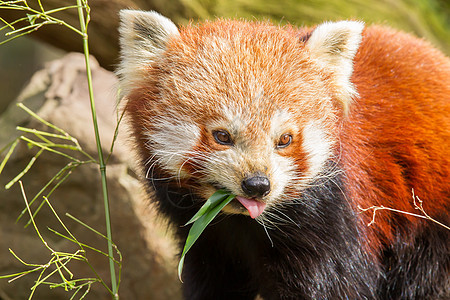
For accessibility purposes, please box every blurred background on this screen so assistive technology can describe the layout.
[0,0,449,116]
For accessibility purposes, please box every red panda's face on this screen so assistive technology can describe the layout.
[142,30,340,218]
[118,11,363,219]
[144,103,336,219]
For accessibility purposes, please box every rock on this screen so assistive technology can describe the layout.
[0,53,181,299]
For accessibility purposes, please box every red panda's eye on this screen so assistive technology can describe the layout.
[213,130,233,146]
[277,133,292,149]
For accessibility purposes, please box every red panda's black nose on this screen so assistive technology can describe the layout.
[241,175,271,198]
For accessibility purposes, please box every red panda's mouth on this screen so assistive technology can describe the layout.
[235,196,267,219]
[207,183,267,218]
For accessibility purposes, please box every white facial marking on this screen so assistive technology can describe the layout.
[145,117,200,178]
[271,110,295,134]
[302,122,332,178]
[270,152,297,200]
[267,110,299,202]
[208,104,249,137]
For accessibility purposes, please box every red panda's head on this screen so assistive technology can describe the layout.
[118,10,363,219]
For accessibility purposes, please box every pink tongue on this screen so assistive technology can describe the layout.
[235,196,267,219]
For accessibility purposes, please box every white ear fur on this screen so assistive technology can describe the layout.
[117,10,179,93]
[305,21,364,113]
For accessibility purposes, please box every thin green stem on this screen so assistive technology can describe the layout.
[6,21,52,35]
[17,127,96,161]
[19,136,81,162]
[17,162,77,224]
[1,1,121,298]
[48,228,119,263]
[0,138,19,175]
[76,1,118,298]
[19,181,54,254]
[0,15,21,30]
[0,16,15,29]
[16,126,73,141]
[44,197,114,294]
[106,108,125,164]
[5,148,44,189]
[0,2,84,36]
[0,21,48,45]
[17,103,67,136]
[37,0,45,12]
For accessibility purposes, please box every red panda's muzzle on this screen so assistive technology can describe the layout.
[235,174,270,218]
[241,175,271,198]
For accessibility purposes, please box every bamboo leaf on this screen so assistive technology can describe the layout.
[178,191,235,280]
[184,189,230,225]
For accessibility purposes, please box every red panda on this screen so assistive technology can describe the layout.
[117,10,450,299]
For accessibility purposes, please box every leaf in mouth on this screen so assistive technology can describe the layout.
[178,189,235,281]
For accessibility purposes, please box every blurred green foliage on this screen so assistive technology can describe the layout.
[182,0,450,55]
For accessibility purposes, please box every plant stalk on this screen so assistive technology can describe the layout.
[76,1,118,298]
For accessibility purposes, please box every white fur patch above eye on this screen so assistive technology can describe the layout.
[206,105,250,141]
[144,118,200,177]
[271,110,292,131]
[270,110,298,138]
[302,122,333,178]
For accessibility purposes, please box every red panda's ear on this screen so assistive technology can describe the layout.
[117,9,179,93]
[305,21,364,114]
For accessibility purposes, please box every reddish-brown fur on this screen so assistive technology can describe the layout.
[344,25,450,250]
[126,22,449,253]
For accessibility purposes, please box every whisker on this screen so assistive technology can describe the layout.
[259,218,274,247]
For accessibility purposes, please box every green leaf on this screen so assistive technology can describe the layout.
[184,189,229,225]
[178,191,235,281]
